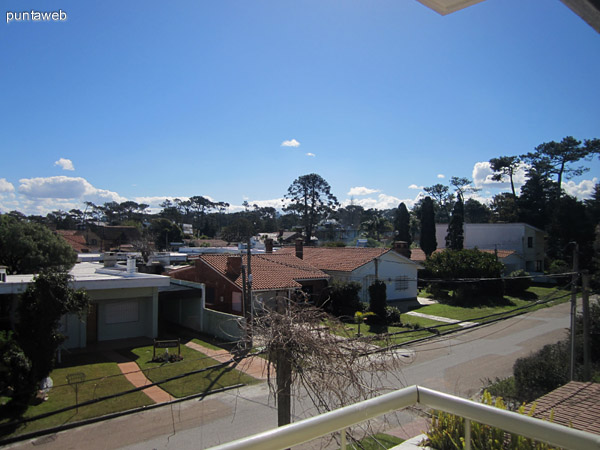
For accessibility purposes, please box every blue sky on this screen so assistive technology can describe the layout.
[1,0,599,215]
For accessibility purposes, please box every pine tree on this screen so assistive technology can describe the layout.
[446,198,464,250]
[394,202,412,245]
[420,197,437,257]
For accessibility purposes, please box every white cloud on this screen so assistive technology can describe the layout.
[0,178,15,193]
[343,193,420,210]
[54,158,75,171]
[408,184,423,190]
[347,186,380,196]
[437,174,445,179]
[562,177,598,199]
[306,152,315,157]
[18,176,125,204]
[281,139,300,148]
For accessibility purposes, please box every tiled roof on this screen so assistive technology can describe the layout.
[410,248,516,262]
[277,247,391,272]
[55,230,91,253]
[524,381,600,435]
[198,253,329,290]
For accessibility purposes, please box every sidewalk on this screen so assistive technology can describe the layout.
[404,311,478,327]
[103,351,173,403]
[185,341,270,380]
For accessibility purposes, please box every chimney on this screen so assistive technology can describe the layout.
[295,238,303,259]
[0,266,7,282]
[226,256,242,278]
[393,241,411,259]
[103,252,117,268]
[126,256,136,274]
[265,238,273,254]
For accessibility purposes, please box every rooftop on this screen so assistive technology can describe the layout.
[277,246,413,272]
[0,262,170,295]
[171,253,329,291]
[525,381,600,435]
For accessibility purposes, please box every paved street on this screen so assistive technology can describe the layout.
[6,301,571,450]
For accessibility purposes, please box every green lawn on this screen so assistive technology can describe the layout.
[1,353,152,438]
[415,285,570,322]
[128,344,257,398]
[340,432,404,449]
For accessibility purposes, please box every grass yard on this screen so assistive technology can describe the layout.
[0,353,152,438]
[127,343,257,398]
[415,285,570,323]
[340,433,404,449]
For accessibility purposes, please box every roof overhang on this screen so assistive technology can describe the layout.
[417,0,600,33]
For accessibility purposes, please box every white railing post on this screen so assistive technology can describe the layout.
[464,418,471,450]
[340,428,347,450]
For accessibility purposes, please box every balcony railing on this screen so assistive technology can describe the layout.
[207,385,600,450]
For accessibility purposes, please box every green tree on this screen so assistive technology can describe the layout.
[449,176,479,202]
[490,193,520,223]
[14,269,89,406]
[445,198,464,250]
[522,136,599,197]
[284,174,339,244]
[424,249,504,306]
[464,198,490,223]
[0,214,77,274]
[220,217,255,243]
[149,218,183,250]
[424,184,454,223]
[368,280,387,320]
[489,155,521,198]
[394,202,411,245]
[420,197,437,257]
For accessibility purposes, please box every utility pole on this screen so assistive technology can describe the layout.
[582,271,591,381]
[245,236,253,347]
[569,242,579,381]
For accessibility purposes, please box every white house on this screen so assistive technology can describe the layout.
[0,260,171,349]
[278,241,422,306]
[435,223,546,273]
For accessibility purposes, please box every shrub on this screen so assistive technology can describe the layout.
[425,391,558,450]
[322,241,346,247]
[368,280,387,320]
[327,280,362,318]
[423,249,505,306]
[385,306,402,325]
[504,269,532,296]
[547,259,569,274]
[513,341,569,403]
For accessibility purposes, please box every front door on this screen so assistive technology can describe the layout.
[86,303,98,345]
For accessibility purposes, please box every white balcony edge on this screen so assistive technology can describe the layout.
[207,385,600,450]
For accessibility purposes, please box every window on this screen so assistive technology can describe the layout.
[536,260,542,272]
[105,301,139,324]
[395,276,409,291]
[527,237,533,248]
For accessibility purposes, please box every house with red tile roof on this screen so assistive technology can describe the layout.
[278,241,422,305]
[168,252,329,316]
[55,229,102,253]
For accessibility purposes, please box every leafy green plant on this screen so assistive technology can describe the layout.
[385,306,402,325]
[504,270,532,296]
[425,391,558,449]
[354,311,375,336]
